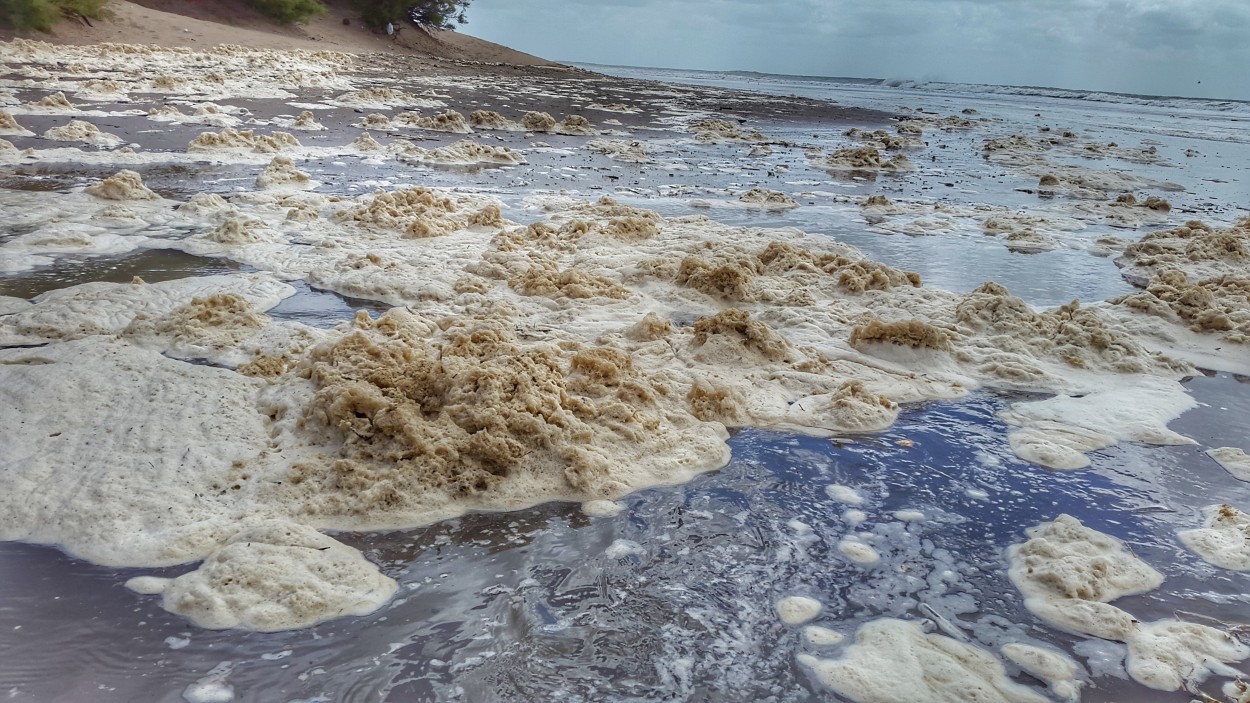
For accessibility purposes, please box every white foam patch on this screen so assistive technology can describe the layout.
[125,521,397,631]
[798,618,1049,703]
[586,139,652,163]
[42,119,123,148]
[843,509,867,526]
[1007,514,1163,640]
[0,296,31,314]
[182,661,235,703]
[0,337,276,567]
[1125,619,1249,691]
[1178,504,1250,571]
[776,596,823,625]
[605,539,645,559]
[1000,642,1082,701]
[0,274,295,355]
[1226,680,1250,703]
[787,519,813,535]
[837,538,881,567]
[165,635,191,650]
[1007,515,1250,691]
[1208,447,1250,481]
[803,626,845,647]
[581,500,624,517]
[826,484,865,506]
[394,139,525,166]
[999,378,1197,469]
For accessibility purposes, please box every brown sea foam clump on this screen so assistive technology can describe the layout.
[469,110,520,131]
[124,293,267,351]
[953,282,1187,376]
[689,118,767,143]
[739,188,798,208]
[256,156,311,189]
[554,196,664,243]
[1115,270,1250,338]
[674,254,762,302]
[691,309,791,362]
[686,377,748,425]
[43,119,118,145]
[287,309,728,521]
[850,317,952,351]
[557,114,595,135]
[822,146,914,171]
[659,239,921,303]
[626,312,674,342]
[357,113,393,130]
[509,256,631,301]
[188,128,301,154]
[351,132,385,151]
[84,170,158,200]
[1114,218,1250,342]
[33,91,74,109]
[843,127,921,150]
[206,215,271,244]
[396,110,471,134]
[521,111,558,132]
[401,139,525,166]
[332,187,467,238]
[586,139,651,163]
[0,111,30,134]
[291,111,326,130]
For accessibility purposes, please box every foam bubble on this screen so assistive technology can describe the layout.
[826,484,865,506]
[775,596,823,625]
[837,538,881,566]
[802,626,845,647]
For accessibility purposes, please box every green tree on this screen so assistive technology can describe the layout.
[408,0,470,29]
[0,0,107,31]
[245,0,327,24]
[350,0,470,30]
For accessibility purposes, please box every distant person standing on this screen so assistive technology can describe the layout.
[386,21,394,40]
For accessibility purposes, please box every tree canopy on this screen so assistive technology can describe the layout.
[247,0,326,24]
[352,0,471,30]
[0,0,106,31]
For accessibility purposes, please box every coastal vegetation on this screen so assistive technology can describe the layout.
[246,0,473,28]
[247,0,327,24]
[0,0,106,31]
[0,0,471,30]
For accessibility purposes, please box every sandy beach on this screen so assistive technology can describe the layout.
[1,3,1248,702]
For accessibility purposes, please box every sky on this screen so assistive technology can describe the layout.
[463,0,1250,101]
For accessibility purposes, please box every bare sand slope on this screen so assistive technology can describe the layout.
[2,0,555,65]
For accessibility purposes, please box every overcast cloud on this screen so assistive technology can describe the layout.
[465,0,1250,101]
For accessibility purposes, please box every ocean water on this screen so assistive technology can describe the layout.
[1,62,1249,703]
